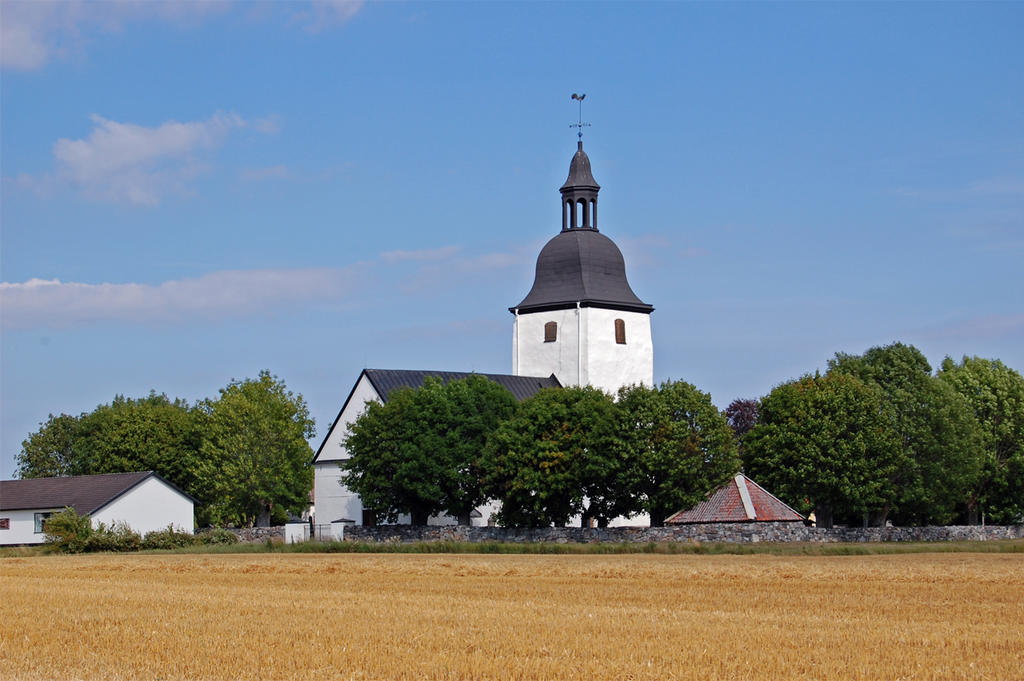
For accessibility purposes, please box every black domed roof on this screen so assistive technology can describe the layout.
[513,229,653,314]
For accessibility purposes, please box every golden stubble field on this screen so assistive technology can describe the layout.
[1,552,1022,680]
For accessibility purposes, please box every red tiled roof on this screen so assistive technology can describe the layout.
[665,474,804,524]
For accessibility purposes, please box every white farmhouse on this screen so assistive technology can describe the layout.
[313,139,654,527]
[0,471,195,545]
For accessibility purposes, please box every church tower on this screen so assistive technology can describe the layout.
[511,141,654,394]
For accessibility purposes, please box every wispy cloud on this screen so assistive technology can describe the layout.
[891,176,1024,202]
[388,247,532,293]
[289,0,365,33]
[916,314,1024,341]
[380,245,462,264]
[1,1,364,71]
[0,268,359,330]
[1,241,527,330]
[239,165,292,182]
[19,112,277,205]
[0,0,229,71]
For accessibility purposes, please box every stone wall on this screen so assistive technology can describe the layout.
[226,526,285,543]
[344,523,1024,544]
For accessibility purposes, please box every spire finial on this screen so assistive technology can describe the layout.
[570,93,591,142]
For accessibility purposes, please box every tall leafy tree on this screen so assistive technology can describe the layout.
[18,393,205,511]
[617,381,739,526]
[342,375,517,525]
[18,413,88,478]
[744,373,901,528]
[938,356,1024,524]
[200,371,315,527]
[483,386,621,528]
[829,343,982,525]
[724,397,760,458]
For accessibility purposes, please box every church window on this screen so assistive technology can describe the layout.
[614,318,626,344]
[544,321,557,343]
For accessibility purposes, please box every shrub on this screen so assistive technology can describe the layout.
[195,527,239,545]
[43,507,92,553]
[87,522,142,552]
[142,525,197,550]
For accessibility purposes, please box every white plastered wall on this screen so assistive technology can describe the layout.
[514,307,582,386]
[313,373,381,525]
[582,307,654,394]
[514,306,653,394]
[0,508,63,545]
[92,476,194,535]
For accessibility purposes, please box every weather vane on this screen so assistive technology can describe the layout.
[570,93,591,141]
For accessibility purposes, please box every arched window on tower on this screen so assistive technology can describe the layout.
[544,321,557,343]
[614,318,626,345]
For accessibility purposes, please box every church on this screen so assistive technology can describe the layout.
[312,138,654,527]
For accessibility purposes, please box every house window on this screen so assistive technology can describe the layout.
[34,512,54,533]
[0,518,9,530]
[544,321,557,343]
[614,318,626,344]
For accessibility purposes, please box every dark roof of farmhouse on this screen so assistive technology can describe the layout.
[665,474,804,524]
[364,369,561,402]
[0,471,191,515]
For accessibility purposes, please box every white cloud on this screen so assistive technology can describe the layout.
[892,176,1024,202]
[290,0,365,33]
[26,112,275,205]
[239,165,292,182]
[380,245,461,264]
[0,0,229,71]
[0,268,358,329]
[918,314,1024,341]
[1,1,363,71]
[679,247,709,259]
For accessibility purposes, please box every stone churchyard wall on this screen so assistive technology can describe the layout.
[343,523,1024,544]
[227,526,285,543]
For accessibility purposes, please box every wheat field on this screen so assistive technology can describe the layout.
[1,552,1021,680]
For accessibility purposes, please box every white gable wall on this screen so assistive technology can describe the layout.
[313,373,381,525]
[313,373,503,527]
[92,476,194,535]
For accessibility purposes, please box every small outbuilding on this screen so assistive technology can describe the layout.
[0,471,195,545]
[666,473,804,524]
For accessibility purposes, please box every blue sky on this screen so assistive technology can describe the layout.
[2,1,1022,479]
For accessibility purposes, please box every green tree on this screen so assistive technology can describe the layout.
[342,375,518,525]
[18,413,87,478]
[483,386,622,528]
[937,356,1024,524]
[617,381,739,526]
[18,393,207,517]
[200,371,315,527]
[829,343,982,525]
[744,373,901,528]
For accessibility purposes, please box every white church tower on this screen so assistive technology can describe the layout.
[511,140,654,394]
